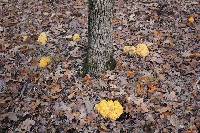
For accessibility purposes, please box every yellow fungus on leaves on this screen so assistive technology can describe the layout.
[123,43,149,57]
[123,46,136,56]
[72,34,81,42]
[129,46,136,55]
[39,56,51,68]
[135,43,149,57]
[123,46,131,53]
[95,99,123,120]
[188,16,194,23]
[95,100,109,118]
[22,35,28,42]
[38,32,48,45]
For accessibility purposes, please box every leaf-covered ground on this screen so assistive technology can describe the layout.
[0,0,199,132]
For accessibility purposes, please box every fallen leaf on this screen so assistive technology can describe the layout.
[147,83,158,93]
[83,74,92,85]
[128,95,142,104]
[132,97,149,112]
[112,17,122,25]
[50,84,62,94]
[146,114,154,121]
[100,123,109,131]
[84,113,97,124]
[53,101,71,113]
[139,76,150,83]
[141,103,149,113]
[157,106,172,113]
[0,97,12,107]
[139,76,158,84]
[65,34,73,39]
[168,114,179,127]
[127,71,135,78]
[0,112,18,121]
[20,118,35,132]
[160,111,172,119]
[64,69,74,79]
[68,92,76,99]
[20,68,29,77]
[166,91,178,101]
[30,99,41,110]
[189,52,200,58]
[186,125,198,133]
[84,97,93,114]
[0,79,6,93]
[50,95,59,99]
[136,82,144,96]
[153,30,163,39]
[8,112,18,121]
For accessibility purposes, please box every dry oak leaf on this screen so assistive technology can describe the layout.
[0,112,18,121]
[83,74,92,84]
[186,125,199,133]
[147,83,158,93]
[50,84,62,94]
[157,106,172,114]
[30,99,41,110]
[153,30,163,39]
[100,123,109,131]
[187,52,200,58]
[50,95,59,99]
[127,70,135,78]
[140,102,149,113]
[132,97,149,113]
[112,18,122,25]
[20,118,35,132]
[136,82,145,97]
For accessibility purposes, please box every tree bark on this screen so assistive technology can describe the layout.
[84,0,115,77]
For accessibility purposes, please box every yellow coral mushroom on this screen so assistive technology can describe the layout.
[39,56,51,68]
[123,46,136,56]
[95,99,123,120]
[135,43,149,57]
[123,46,131,53]
[72,34,81,42]
[95,100,110,118]
[188,16,194,23]
[22,35,28,42]
[38,32,48,45]
[129,46,136,55]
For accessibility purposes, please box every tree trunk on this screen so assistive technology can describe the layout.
[84,0,115,77]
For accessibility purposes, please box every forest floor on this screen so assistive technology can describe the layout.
[0,0,199,132]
